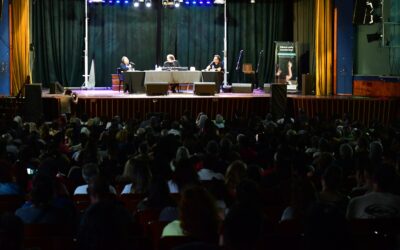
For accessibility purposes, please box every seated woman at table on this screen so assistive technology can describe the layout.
[206,55,224,72]
[120,56,134,71]
[163,54,180,68]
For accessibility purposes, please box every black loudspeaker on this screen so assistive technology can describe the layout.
[49,82,64,94]
[145,82,169,95]
[194,82,215,95]
[301,74,313,95]
[231,83,253,93]
[24,84,43,122]
[270,84,287,119]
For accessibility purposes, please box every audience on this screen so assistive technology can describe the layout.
[0,110,399,249]
[0,213,24,250]
[120,159,152,194]
[162,186,220,244]
[0,161,22,195]
[74,163,117,195]
[346,164,400,218]
[77,176,137,250]
[15,174,71,224]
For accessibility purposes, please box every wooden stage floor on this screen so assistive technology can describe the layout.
[41,89,400,125]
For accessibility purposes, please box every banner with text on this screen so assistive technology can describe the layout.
[274,42,297,86]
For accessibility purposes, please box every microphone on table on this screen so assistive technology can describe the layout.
[129,62,135,66]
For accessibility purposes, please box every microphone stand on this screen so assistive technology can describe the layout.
[235,50,243,83]
[255,50,263,89]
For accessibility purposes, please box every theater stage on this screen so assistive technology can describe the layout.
[39,89,400,125]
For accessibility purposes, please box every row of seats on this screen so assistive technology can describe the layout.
[19,218,400,250]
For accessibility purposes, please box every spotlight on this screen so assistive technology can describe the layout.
[192,0,196,4]
[124,0,129,3]
[133,0,140,6]
[145,0,151,7]
[250,0,255,3]
[206,0,211,4]
[199,0,203,4]
[185,0,190,4]
[174,0,180,7]
[213,0,224,4]
[116,0,120,3]
[108,0,113,3]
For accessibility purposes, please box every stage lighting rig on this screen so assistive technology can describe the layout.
[145,0,152,7]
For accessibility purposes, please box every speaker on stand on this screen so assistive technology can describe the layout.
[270,83,287,120]
[24,84,43,122]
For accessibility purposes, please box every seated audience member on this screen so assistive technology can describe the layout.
[223,204,265,250]
[319,165,349,212]
[334,143,355,177]
[0,213,24,250]
[168,159,199,194]
[369,141,384,166]
[281,178,317,221]
[0,161,22,195]
[350,157,374,198]
[305,202,351,250]
[137,177,178,221]
[162,186,219,244]
[197,141,224,181]
[346,164,400,219]
[224,161,247,198]
[234,179,262,210]
[170,146,191,172]
[74,163,116,195]
[77,176,137,250]
[15,174,71,224]
[120,159,152,194]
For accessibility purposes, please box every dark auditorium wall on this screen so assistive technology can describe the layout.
[31,0,293,87]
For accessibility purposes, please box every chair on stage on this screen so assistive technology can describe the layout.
[117,67,124,92]
[242,63,256,88]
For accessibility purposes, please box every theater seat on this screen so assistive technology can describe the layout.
[349,219,400,250]
[72,195,91,213]
[23,224,75,250]
[136,209,162,226]
[0,195,25,213]
[145,220,169,250]
[159,236,193,250]
[117,193,144,213]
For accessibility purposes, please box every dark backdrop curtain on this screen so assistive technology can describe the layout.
[88,5,158,87]
[32,0,84,86]
[32,1,292,87]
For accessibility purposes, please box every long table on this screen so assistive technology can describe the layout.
[123,71,223,94]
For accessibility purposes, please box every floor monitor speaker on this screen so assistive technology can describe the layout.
[194,82,215,95]
[145,82,169,95]
[231,83,252,93]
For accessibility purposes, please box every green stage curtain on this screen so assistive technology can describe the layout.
[32,1,292,87]
[294,0,315,89]
[32,0,84,86]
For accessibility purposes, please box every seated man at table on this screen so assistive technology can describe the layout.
[163,54,180,68]
[206,55,224,72]
[163,54,180,92]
